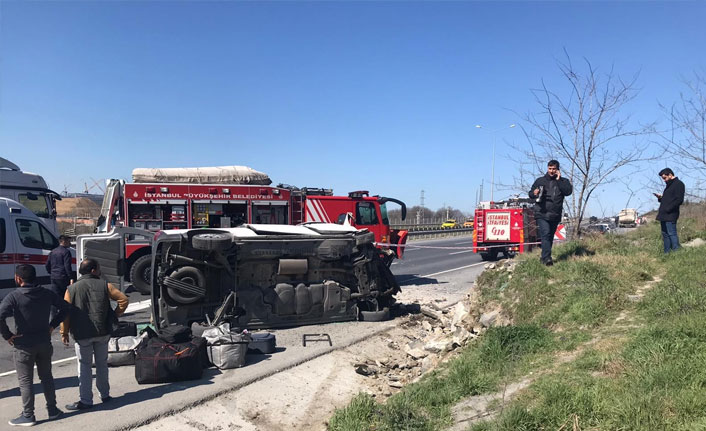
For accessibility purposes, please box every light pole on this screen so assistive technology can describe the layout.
[475,124,516,202]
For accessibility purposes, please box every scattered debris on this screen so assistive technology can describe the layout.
[684,238,706,248]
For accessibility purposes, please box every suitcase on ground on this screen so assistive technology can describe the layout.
[111,321,137,337]
[158,324,192,343]
[107,336,142,366]
[248,332,276,354]
[207,333,251,369]
[134,336,206,384]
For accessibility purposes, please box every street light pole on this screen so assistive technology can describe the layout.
[475,124,516,202]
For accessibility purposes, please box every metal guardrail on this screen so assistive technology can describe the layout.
[406,228,473,240]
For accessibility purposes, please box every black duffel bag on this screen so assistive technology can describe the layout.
[158,324,192,343]
[111,321,137,338]
[135,335,206,384]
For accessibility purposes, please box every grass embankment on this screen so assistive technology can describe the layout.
[329,203,706,431]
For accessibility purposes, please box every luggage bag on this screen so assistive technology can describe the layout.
[248,332,276,354]
[207,333,251,369]
[107,336,142,367]
[134,336,206,384]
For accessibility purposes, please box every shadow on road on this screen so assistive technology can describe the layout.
[395,275,443,287]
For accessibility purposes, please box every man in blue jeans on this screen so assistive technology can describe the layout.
[61,258,128,411]
[0,264,69,426]
[655,168,685,253]
[529,160,573,266]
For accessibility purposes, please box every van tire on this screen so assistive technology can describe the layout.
[192,232,232,251]
[359,307,390,322]
[130,255,152,295]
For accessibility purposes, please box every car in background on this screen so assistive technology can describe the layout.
[463,220,474,228]
[441,219,459,229]
[584,223,611,235]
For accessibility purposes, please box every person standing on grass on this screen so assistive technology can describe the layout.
[529,159,573,266]
[0,264,69,427]
[45,235,75,321]
[61,258,129,411]
[654,168,686,253]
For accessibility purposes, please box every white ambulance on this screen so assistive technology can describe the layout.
[0,197,75,299]
[0,157,61,236]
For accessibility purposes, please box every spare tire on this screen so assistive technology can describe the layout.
[164,266,206,305]
[191,232,232,251]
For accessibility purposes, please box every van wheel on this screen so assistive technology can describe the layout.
[191,232,232,251]
[359,307,390,322]
[130,255,152,295]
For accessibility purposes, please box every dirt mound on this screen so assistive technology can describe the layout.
[56,197,101,217]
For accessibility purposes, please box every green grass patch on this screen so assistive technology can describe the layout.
[329,325,555,431]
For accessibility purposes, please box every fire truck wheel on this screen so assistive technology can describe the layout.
[359,307,390,322]
[191,232,233,251]
[480,250,499,261]
[129,255,152,295]
[503,250,517,259]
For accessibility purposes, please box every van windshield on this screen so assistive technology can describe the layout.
[18,193,51,218]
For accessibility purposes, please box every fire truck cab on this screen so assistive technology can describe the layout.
[296,188,408,265]
[473,198,538,261]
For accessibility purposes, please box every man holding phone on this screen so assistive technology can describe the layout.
[529,160,573,266]
[655,168,685,253]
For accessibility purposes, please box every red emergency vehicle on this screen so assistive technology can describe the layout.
[472,198,539,261]
[97,180,407,294]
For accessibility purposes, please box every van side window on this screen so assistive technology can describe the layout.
[15,219,58,250]
[355,202,378,226]
[0,219,5,253]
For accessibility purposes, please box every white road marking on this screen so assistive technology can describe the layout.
[125,299,151,314]
[421,262,486,278]
[448,250,474,255]
[0,356,77,378]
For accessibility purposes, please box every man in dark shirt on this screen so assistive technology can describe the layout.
[528,160,573,266]
[45,235,75,320]
[655,168,686,253]
[0,264,69,426]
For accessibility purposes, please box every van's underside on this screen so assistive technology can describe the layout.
[151,224,400,329]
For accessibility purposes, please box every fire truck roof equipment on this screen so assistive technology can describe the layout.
[131,166,272,185]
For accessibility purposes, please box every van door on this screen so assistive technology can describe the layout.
[11,216,59,286]
[0,218,16,297]
[77,227,152,292]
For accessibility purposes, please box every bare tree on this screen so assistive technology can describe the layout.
[656,71,706,196]
[512,51,654,236]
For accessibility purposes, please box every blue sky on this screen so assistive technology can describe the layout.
[1,1,704,217]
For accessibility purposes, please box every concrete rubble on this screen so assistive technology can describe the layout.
[350,260,516,397]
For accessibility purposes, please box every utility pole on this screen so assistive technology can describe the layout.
[417,189,425,224]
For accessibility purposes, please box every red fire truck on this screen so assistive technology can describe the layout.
[472,198,539,261]
[97,179,407,294]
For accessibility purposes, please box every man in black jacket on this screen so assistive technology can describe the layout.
[0,264,69,426]
[45,235,75,320]
[528,160,573,265]
[655,168,685,253]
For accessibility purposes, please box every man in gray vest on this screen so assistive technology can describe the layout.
[60,258,128,411]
